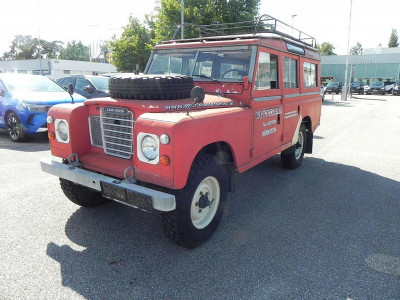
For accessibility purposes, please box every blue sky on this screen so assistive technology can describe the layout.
[1,0,399,56]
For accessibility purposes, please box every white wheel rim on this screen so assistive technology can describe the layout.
[295,130,304,160]
[190,176,220,229]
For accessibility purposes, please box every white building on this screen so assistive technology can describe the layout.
[0,59,117,79]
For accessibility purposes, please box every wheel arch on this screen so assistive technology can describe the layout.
[302,116,313,154]
[192,141,236,192]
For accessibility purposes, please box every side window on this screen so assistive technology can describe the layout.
[255,52,278,90]
[56,78,65,86]
[75,78,90,90]
[283,57,298,88]
[60,77,74,89]
[303,62,317,88]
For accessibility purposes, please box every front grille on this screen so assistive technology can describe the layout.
[89,107,134,159]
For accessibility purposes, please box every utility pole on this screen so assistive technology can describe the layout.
[181,0,184,39]
[38,27,43,75]
[342,0,353,101]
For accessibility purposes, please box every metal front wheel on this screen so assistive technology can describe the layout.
[190,176,220,229]
[161,154,228,248]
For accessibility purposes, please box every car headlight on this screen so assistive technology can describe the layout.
[21,102,48,111]
[137,132,160,164]
[55,119,69,143]
[141,135,158,160]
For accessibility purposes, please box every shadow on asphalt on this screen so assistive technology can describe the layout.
[0,129,50,151]
[46,156,400,299]
[351,96,387,102]
[322,99,355,107]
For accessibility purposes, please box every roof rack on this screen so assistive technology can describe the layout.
[171,14,316,48]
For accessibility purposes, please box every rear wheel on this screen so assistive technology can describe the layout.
[281,123,306,169]
[7,112,25,142]
[161,154,228,248]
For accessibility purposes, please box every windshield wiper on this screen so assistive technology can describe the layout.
[192,74,220,83]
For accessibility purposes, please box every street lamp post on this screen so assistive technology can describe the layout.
[342,0,353,101]
[181,0,184,39]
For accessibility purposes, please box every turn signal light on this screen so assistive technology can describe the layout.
[160,155,170,166]
[48,132,55,140]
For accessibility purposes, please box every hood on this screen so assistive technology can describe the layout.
[84,94,240,115]
[13,91,86,104]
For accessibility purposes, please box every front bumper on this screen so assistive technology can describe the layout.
[368,88,384,94]
[40,157,176,212]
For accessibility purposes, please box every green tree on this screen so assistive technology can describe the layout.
[41,40,64,59]
[154,0,260,42]
[109,17,153,72]
[388,29,399,47]
[317,42,336,56]
[349,42,363,55]
[1,35,63,60]
[59,41,89,61]
[110,0,260,72]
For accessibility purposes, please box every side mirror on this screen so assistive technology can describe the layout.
[67,83,74,96]
[190,86,205,104]
[187,86,205,116]
[83,85,94,93]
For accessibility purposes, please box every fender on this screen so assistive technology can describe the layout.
[135,107,253,189]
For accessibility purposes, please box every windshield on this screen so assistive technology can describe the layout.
[352,82,361,87]
[2,75,65,93]
[146,48,253,80]
[371,82,382,87]
[88,76,109,92]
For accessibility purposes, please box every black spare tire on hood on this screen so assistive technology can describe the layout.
[109,75,194,100]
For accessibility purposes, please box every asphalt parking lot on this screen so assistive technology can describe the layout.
[0,94,399,300]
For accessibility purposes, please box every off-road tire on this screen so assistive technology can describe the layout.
[109,75,194,100]
[60,178,109,207]
[161,154,228,248]
[281,123,306,169]
[7,112,25,142]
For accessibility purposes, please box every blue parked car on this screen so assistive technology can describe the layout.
[0,74,86,142]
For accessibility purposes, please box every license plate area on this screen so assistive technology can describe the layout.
[101,181,153,211]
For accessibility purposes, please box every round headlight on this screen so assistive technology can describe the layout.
[141,135,158,160]
[57,120,69,141]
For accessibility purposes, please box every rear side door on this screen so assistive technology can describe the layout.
[281,53,301,146]
[251,47,283,159]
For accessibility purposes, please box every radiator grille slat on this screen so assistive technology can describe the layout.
[89,116,103,147]
[88,107,134,159]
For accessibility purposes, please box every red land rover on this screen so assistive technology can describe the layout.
[41,15,322,248]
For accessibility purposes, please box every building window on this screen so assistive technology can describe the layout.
[283,57,298,88]
[303,62,317,88]
[255,52,278,90]
[64,70,71,74]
